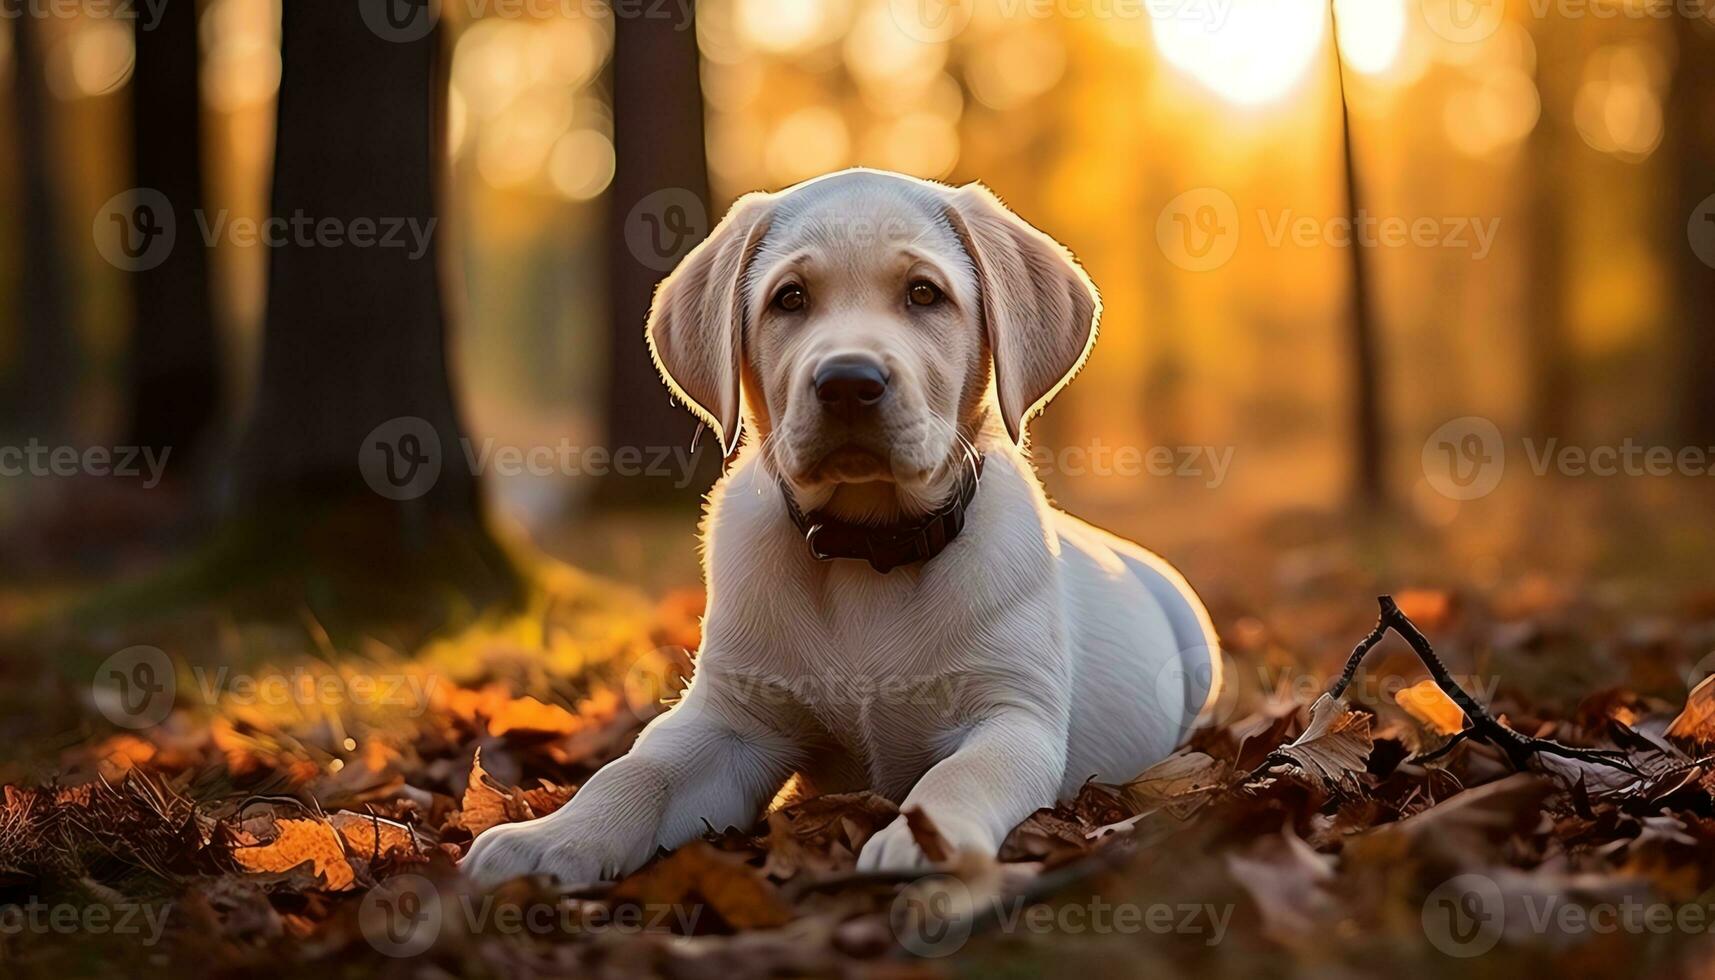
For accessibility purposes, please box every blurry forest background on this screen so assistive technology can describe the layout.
[0,0,1710,605]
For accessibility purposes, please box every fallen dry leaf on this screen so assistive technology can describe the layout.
[487,695,582,738]
[1225,828,1337,943]
[1665,674,1715,750]
[610,841,794,930]
[231,818,356,891]
[328,810,421,860]
[1266,694,1374,791]
[902,806,951,862]
[1395,679,1467,736]
[1121,751,1228,816]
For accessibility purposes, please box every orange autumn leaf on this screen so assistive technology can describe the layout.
[487,695,582,738]
[232,818,356,890]
[328,811,420,860]
[460,751,524,836]
[1393,589,1455,631]
[610,842,793,930]
[1395,679,1467,736]
[1666,674,1715,749]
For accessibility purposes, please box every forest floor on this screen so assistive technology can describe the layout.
[3,486,1715,978]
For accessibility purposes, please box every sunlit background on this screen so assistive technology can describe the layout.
[0,0,1709,588]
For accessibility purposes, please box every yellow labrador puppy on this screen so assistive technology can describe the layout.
[465,169,1220,884]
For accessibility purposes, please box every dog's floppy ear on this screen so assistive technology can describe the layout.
[945,183,1100,444]
[645,192,775,456]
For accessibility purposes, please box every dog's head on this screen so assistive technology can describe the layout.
[647,169,1099,517]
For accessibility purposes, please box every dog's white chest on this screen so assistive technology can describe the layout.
[761,564,985,798]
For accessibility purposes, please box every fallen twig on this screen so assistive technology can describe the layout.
[1331,596,1640,775]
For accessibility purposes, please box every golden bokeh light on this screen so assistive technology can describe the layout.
[1332,0,1406,77]
[1443,66,1540,159]
[842,5,946,88]
[765,105,851,185]
[1149,0,1326,107]
[859,111,959,178]
[735,0,852,55]
[1574,43,1667,162]
[47,19,133,99]
[548,129,616,202]
[965,28,1066,109]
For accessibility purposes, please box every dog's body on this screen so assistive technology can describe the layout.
[465,170,1220,885]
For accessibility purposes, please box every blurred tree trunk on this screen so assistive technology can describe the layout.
[1331,6,1385,507]
[2,7,75,439]
[591,5,719,507]
[1524,28,1573,441]
[229,0,519,616]
[127,0,221,471]
[1670,18,1715,446]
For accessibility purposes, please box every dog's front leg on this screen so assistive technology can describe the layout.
[464,681,800,888]
[857,708,1067,872]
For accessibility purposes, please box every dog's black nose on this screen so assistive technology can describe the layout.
[813,356,889,416]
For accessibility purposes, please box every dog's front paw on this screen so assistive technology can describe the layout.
[857,811,997,873]
[462,817,647,889]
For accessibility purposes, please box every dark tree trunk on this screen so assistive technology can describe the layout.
[1670,17,1715,446]
[1330,4,1385,507]
[1523,27,1574,442]
[229,0,517,612]
[592,5,720,507]
[3,6,75,439]
[127,0,221,470]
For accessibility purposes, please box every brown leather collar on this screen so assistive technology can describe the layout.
[779,450,985,573]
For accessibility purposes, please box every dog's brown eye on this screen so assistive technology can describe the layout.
[908,281,941,307]
[774,285,806,312]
